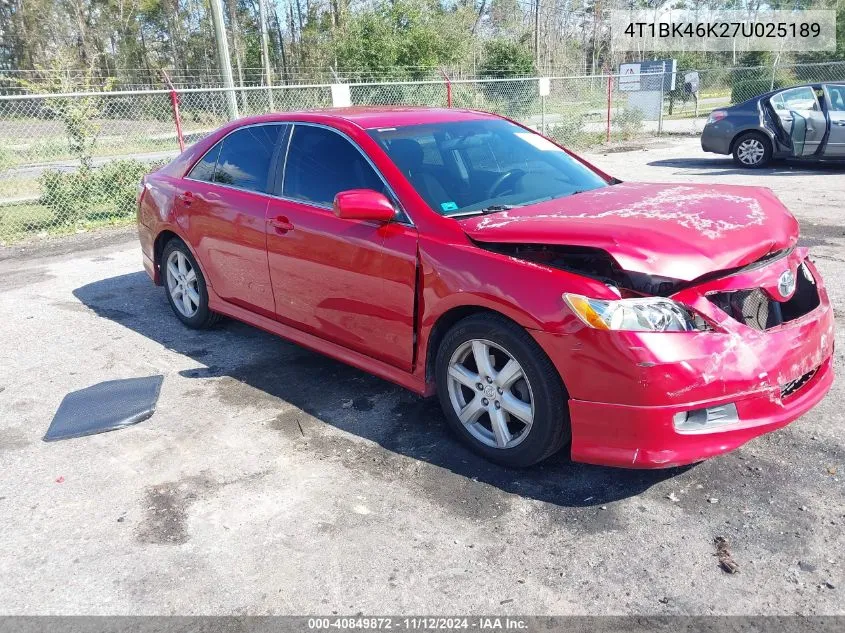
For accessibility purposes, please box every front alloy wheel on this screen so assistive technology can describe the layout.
[435,313,570,467]
[446,339,534,449]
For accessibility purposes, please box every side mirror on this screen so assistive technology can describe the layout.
[333,189,396,222]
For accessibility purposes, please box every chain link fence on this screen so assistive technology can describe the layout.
[2,61,845,244]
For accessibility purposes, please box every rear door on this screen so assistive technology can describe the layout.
[265,123,418,370]
[771,86,826,157]
[822,84,845,157]
[178,123,285,318]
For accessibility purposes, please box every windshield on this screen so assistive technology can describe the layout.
[368,119,609,217]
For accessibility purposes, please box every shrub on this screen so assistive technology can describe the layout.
[40,159,167,226]
[614,107,644,140]
[731,79,787,104]
[549,113,586,147]
[40,168,95,225]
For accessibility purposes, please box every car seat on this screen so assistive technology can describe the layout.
[388,138,453,211]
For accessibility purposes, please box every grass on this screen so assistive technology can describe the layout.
[0,175,41,201]
[0,134,180,169]
[0,199,136,245]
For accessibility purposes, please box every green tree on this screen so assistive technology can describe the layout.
[331,0,472,79]
[479,38,535,78]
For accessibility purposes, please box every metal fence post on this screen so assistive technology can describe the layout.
[440,69,452,107]
[657,71,665,136]
[169,90,185,152]
[606,72,612,143]
[541,94,546,136]
[162,71,185,152]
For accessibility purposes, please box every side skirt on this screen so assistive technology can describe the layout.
[207,288,432,397]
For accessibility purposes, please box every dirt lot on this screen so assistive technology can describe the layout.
[1,137,843,615]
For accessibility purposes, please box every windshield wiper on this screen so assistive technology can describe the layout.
[479,204,514,214]
[447,204,515,218]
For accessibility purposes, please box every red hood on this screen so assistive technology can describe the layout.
[459,182,799,281]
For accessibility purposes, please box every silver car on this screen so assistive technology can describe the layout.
[701,83,845,168]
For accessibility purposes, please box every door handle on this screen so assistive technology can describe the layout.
[834,120,845,126]
[269,216,294,233]
[178,191,194,205]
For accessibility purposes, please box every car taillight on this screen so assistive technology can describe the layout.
[707,110,727,124]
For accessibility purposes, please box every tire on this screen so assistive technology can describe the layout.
[732,131,772,168]
[161,238,221,329]
[435,313,570,467]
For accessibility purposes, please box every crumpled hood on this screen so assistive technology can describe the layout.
[459,182,799,281]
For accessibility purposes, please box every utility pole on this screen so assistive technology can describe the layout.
[258,0,275,110]
[209,0,238,119]
[534,0,540,69]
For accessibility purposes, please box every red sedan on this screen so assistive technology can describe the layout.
[137,107,834,468]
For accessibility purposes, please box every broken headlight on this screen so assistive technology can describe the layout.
[563,293,709,332]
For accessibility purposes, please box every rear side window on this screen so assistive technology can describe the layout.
[282,125,386,206]
[776,87,819,112]
[188,143,221,182]
[189,124,282,193]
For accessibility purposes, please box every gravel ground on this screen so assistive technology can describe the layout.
[0,136,843,615]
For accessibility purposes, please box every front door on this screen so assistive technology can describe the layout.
[177,123,285,318]
[266,123,418,371]
[823,84,845,157]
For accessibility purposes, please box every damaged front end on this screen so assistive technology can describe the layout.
[477,242,684,297]
[478,241,823,337]
[486,241,834,468]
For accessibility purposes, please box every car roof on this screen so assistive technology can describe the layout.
[229,106,499,130]
[748,82,845,104]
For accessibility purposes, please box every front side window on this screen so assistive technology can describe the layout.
[282,125,386,206]
[368,119,608,217]
[189,124,282,193]
[826,85,845,112]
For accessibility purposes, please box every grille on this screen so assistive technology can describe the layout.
[708,263,820,331]
[781,367,819,399]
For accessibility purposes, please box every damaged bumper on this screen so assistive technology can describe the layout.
[533,251,835,468]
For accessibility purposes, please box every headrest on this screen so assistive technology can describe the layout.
[388,138,424,171]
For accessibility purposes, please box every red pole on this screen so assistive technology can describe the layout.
[170,90,185,152]
[162,70,185,152]
[606,71,613,144]
[440,68,452,108]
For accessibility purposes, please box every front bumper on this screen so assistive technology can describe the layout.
[567,354,832,468]
[533,253,835,468]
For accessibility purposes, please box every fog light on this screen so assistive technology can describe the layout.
[673,403,739,433]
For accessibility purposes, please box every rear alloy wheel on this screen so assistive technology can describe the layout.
[161,239,220,329]
[435,314,570,467]
[732,132,772,168]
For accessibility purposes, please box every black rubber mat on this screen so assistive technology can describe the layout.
[43,375,164,442]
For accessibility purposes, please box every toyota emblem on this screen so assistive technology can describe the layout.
[778,269,796,298]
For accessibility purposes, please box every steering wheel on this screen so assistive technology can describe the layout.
[486,169,526,199]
